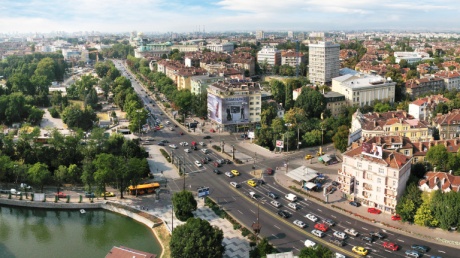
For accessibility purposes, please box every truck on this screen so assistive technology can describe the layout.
[285,193,297,202]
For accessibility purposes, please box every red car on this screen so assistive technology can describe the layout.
[210,129,215,133]
[314,223,329,232]
[383,242,399,251]
[179,132,184,135]
[55,192,67,198]
[367,208,382,214]
[391,214,401,221]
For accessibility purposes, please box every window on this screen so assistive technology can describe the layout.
[393,171,397,177]
[376,187,381,192]
[379,168,384,174]
[377,178,382,184]
[368,165,372,171]
[357,162,362,168]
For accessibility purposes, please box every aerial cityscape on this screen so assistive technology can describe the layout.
[2,1,460,258]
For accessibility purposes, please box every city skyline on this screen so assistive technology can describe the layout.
[1,0,460,33]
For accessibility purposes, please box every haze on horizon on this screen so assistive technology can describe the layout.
[1,0,459,33]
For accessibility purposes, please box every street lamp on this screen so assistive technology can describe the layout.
[285,123,292,153]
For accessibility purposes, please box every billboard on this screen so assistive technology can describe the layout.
[208,93,250,125]
[276,140,284,148]
[362,142,383,159]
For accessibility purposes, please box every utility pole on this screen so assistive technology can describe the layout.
[232,145,235,161]
[297,126,300,151]
[251,200,261,245]
[182,157,186,191]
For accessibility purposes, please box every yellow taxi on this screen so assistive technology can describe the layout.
[101,192,116,197]
[305,154,313,160]
[247,179,257,187]
[352,246,368,256]
[316,151,325,156]
[231,170,240,176]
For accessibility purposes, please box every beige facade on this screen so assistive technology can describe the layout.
[308,41,340,84]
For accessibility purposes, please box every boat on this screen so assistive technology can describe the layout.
[80,209,86,214]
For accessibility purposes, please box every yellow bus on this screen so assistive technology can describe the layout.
[128,182,160,195]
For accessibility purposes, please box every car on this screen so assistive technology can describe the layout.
[352,246,368,256]
[333,231,347,239]
[203,156,211,162]
[305,214,318,222]
[257,179,265,185]
[410,244,430,253]
[225,172,234,178]
[331,181,340,187]
[324,219,336,226]
[101,192,115,197]
[231,170,240,176]
[203,135,211,139]
[184,148,191,153]
[85,192,95,198]
[265,168,274,175]
[160,140,169,143]
[157,142,165,146]
[55,192,67,198]
[305,154,313,160]
[314,223,329,232]
[267,192,278,199]
[179,142,188,146]
[311,229,325,238]
[212,161,220,167]
[200,158,208,164]
[361,236,375,243]
[270,200,281,208]
[383,242,399,251]
[230,182,240,188]
[370,231,386,239]
[367,207,382,214]
[391,214,402,221]
[344,228,359,237]
[10,189,21,195]
[329,237,346,247]
[179,132,184,135]
[201,148,208,154]
[288,202,299,210]
[304,239,316,248]
[194,161,203,167]
[285,193,297,202]
[199,142,206,146]
[210,129,215,133]
[277,210,290,218]
[293,220,307,228]
[405,250,421,258]
[247,180,257,187]
[169,127,174,131]
[213,169,221,174]
[223,159,232,164]
[335,253,346,258]
[349,201,361,207]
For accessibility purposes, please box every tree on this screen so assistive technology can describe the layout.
[172,190,197,221]
[249,238,276,258]
[269,80,285,106]
[294,87,326,118]
[332,125,349,152]
[299,245,333,258]
[170,217,225,258]
[414,192,438,227]
[395,182,422,222]
[93,153,117,197]
[426,144,449,171]
[27,162,51,192]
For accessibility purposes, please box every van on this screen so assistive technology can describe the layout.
[285,193,297,202]
[304,239,317,248]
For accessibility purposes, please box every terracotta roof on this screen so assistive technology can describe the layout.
[433,109,460,126]
[356,110,429,131]
[418,171,460,192]
[410,94,449,107]
[343,145,411,169]
[364,135,415,150]
[413,139,460,156]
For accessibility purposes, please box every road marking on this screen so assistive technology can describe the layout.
[346,221,351,224]
[317,209,322,212]
[272,234,278,239]
[365,243,372,246]
[293,247,300,251]
[362,227,368,230]
[250,209,255,214]
[331,215,336,218]
[439,250,446,253]
[397,239,404,242]
[274,225,280,229]
[237,210,243,214]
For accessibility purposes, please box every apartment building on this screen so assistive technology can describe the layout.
[405,77,445,98]
[434,71,460,90]
[206,42,234,53]
[323,91,346,117]
[331,73,396,106]
[408,95,449,121]
[338,145,412,214]
[308,41,340,84]
[175,68,207,90]
[281,50,305,67]
[256,30,265,40]
[432,109,460,140]
[190,75,223,95]
[257,46,281,67]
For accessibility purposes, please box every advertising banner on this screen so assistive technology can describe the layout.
[362,142,383,159]
[207,93,222,123]
[208,93,250,125]
[276,140,284,148]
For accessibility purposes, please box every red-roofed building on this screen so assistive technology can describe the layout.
[408,94,449,121]
[432,109,460,140]
[419,171,460,193]
[281,50,305,67]
[434,70,460,91]
[405,76,445,98]
[338,145,412,213]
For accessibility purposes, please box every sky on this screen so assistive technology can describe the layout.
[1,0,460,33]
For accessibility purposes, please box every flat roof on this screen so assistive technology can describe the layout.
[286,166,318,182]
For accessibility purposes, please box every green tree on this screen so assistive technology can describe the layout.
[269,80,285,106]
[299,245,333,258]
[54,165,68,194]
[172,190,197,221]
[294,87,326,118]
[426,144,449,171]
[414,192,438,227]
[27,162,51,192]
[395,182,422,222]
[93,153,117,198]
[170,217,225,258]
[332,125,349,152]
[249,238,276,258]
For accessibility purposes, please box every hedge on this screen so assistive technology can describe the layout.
[159,149,171,163]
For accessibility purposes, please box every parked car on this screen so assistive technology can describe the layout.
[391,214,402,221]
[55,192,67,198]
[349,201,361,207]
[383,242,399,251]
[267,192,278,199]
[305,213,318,222]
[213,169,221,174]
[270,200,281,208]
[277,210,290,218]
[367,207,382,214]
[85,192,95,198]
[293,220,306,228]
[410,244,430,253]
[405,250,421,258]
[344,228,359,237]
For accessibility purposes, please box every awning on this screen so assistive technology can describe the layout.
[304,182,317,190]
[286,166,318,183]
[318,154,332,163]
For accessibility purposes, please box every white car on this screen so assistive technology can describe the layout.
[194,161,202,167]
[230,182,239,188]
[333,231,347,239]
[293,220,306,228]
[304,239,316,248]
[169,127,174,131]
[344,228,359,237]
[305,213,318,222]
[225,172,234,178]
[311,229,325,238]
[180,142,188,146]
[184,148,191,153]
[201,148,208,154]
[168,144,177,149]
[199,141,205,146]
[335,253,346,258]
[270,200,281,208]
[288,202,299,210]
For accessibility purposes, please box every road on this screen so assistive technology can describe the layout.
[113,59,457,258]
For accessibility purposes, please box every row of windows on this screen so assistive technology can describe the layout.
[249,113,260,116]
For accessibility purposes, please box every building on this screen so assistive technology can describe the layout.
[281,50,305,67]
[134,42,172,58]
[331,73,396,106]
[323,91,346,117]
[257,46,281,67]
[432,109,460,140]
[175,67,207,90]
[408,95,449,121]
[394,51,431,64]
[287,31,294,39]
[106,246,156,258]
[419,171,460,193]
[206,42,234,53]
[434,70,460,90]
[405,77,445,98]
[256,30,265,40]
[308,41,340,84]
[207,80,262,132]
[170,44,200,53]
[357,136,416,159]
[349,110,431,145]
[412,139,460,163]
[338,144,412,213]
[190,75,223,95]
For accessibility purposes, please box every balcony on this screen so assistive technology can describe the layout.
[385,185,397,191]
[362,191,371,198]
[337,176,351,185]
[338,169,352,177]
[363,183,373,191]
[385,190,396,200]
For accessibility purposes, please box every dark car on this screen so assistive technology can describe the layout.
[349,201,361,207]
[265,168,274,175]
[223,159,232,164]
[370,231,386,239]
[410,244,430,253]
[160,139,169,143]
[329,237,346,247]
[361,236,375,243]
[203,135,211,139]
[85,192,95,198]
[267,192,278,199]
[331,181,339,187]
[157,142,165,146]
[213,169,221,174]
[203,156,211,162]
[277,210,290,219]
[324,219,336,227]
[257,179,265,185]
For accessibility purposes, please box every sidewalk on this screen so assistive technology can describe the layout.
[274,168,460,248]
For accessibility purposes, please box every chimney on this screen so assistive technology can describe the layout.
[449,170,453,175]
[444,141,448,147]
[434,166,437,173]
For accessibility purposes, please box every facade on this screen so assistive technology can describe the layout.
[434,71,460,90]
[394,51,431,64]
[308,41,340,84]
[331,73,396,106]
[419,171,460,193]
[207,80,262,132]
[206,42,234,53]
[134,42,172,58]
[338,145,412,213]
[412,139,460,163]
[323,91,346,117]
[281,50,305,67]
[405,77,445,98]
[170,44,200,52]
[256,30,265,40]
[257,46,281,67]
[408,95,449,121]
[432,109,460,140]
[190,75,223,95]
[175,68,207,90]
